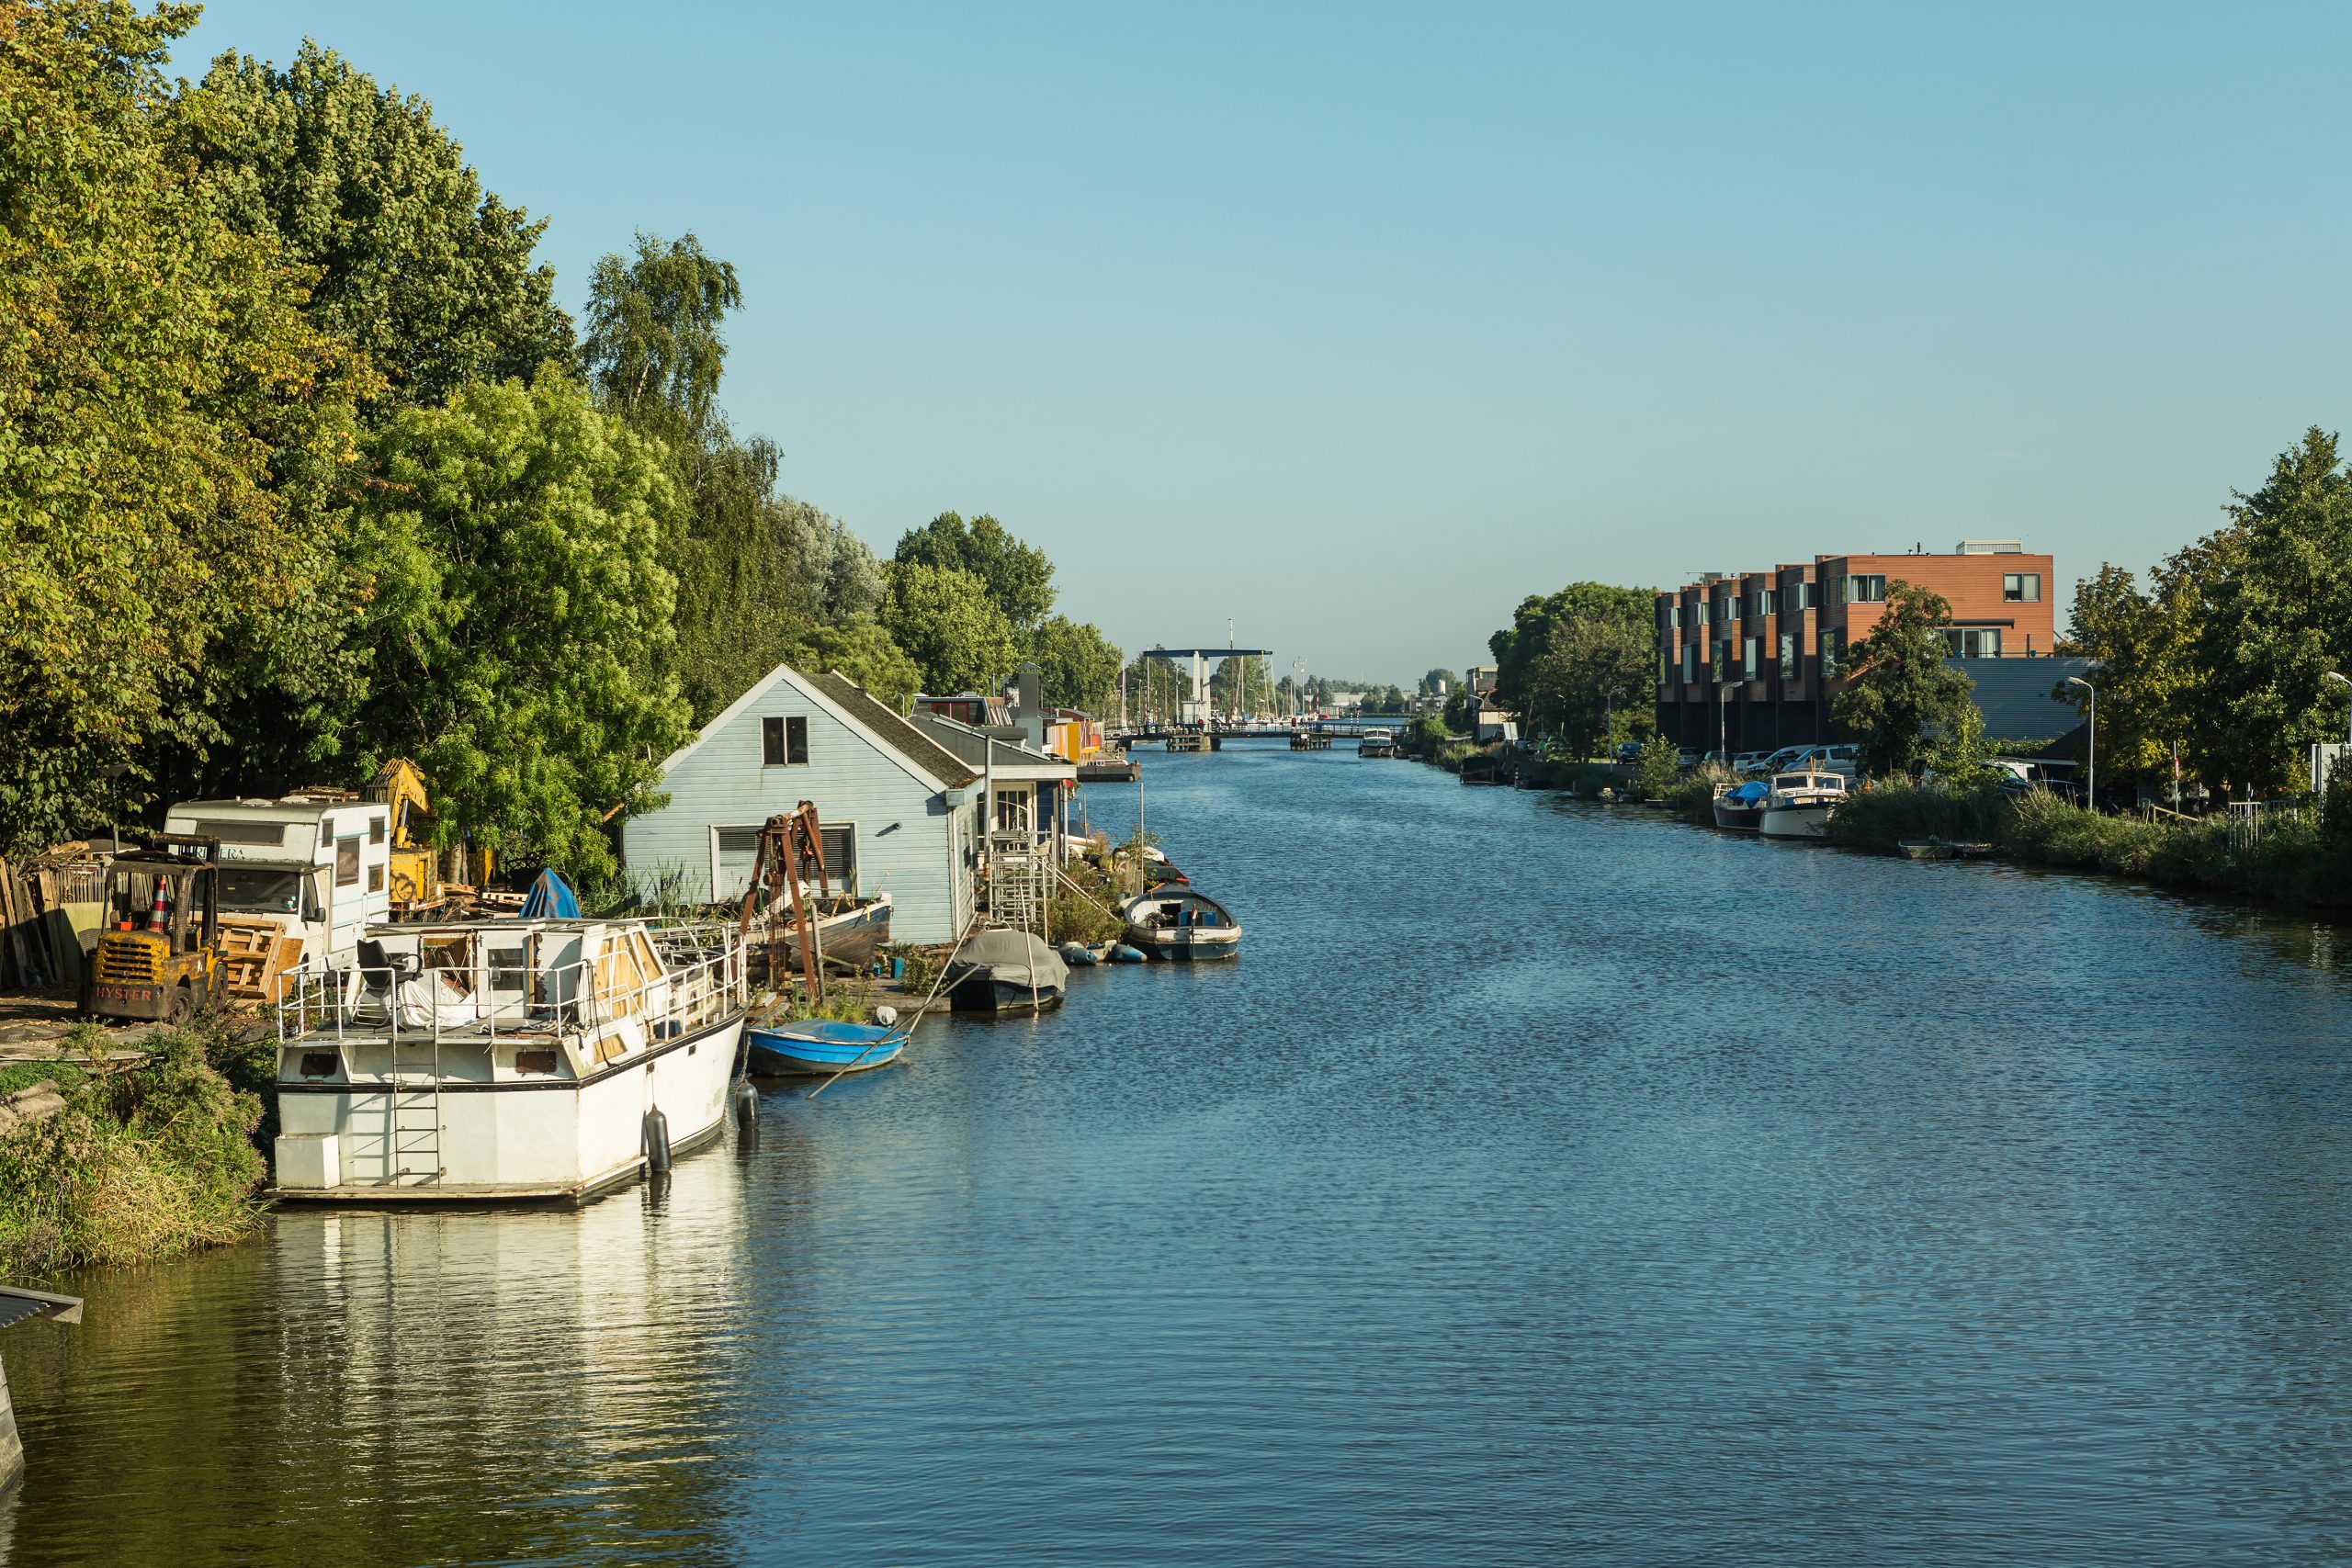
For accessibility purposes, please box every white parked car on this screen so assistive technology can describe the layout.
[1733,750,1773,773]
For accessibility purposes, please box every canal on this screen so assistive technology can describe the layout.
[9,744,2352,1564]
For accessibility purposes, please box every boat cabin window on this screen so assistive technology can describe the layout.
[218,867,303,914]
[763,715,809,766]
[335,836,360,886]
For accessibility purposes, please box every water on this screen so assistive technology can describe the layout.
[10,746,2352,1565]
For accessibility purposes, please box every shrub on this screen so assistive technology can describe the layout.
[0,1024,266,1275]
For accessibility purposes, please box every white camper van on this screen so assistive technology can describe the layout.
[162,795,392,969]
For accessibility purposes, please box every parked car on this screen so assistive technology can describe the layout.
[1756,746,1812,774]
[1676,748,1701,768]
[1613,740,1643,762]
[1733,750,1773,773]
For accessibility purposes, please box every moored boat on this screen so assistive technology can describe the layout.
[1758,769,1848,839]
[944,928,1069,1012]
[1358,728,1396,757]
[745,1018,905,1076]
[269,918,744,1202]
[777,891,893,973]
[1119,886,1241,960]
[1712,779,1769,831]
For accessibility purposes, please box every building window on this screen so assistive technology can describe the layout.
[368,818,385,845]
[335,836,360,886]
[1695,601,1709,626]
[1682,647,1696,682]
[2004,572,2041,603]
[762,715,809,766]
[1943,627,2004,658]
[1844,574,1887,604]
[1779,633,1796,679]
[1669,605,1681,630]
[1743,637,1758,679]
[1821,631,1843,679]
[1710,648,1724,682]
[368,864,385,893]
[1750,590,1768,621]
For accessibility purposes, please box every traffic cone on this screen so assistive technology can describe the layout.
[147,877,168,931]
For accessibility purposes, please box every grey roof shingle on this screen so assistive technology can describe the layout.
[806,671,981,789]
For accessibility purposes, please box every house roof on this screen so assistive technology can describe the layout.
[909,713,1078,780]
[805,671,982,788]
[654,663,980,793]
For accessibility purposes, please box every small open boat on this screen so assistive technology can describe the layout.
[1119,886,1241,961]
[777,891,893,973]
[745,1018,907,1076]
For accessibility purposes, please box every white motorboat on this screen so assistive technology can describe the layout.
[1119,886,1241,960]
[1758,769,1849,839]
[1358,728,1396,757]
[269,918,745,1202]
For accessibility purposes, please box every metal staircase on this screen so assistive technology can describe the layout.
[986,830,1046,931]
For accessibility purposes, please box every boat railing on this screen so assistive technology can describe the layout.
[276,923,746,1058]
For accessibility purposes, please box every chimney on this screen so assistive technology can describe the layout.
[1015,662,1045,750]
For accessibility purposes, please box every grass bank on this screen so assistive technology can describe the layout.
[1827,783,2352,910]
[0,1021,268,1277]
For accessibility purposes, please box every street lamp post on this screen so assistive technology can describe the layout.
[2066,675,2097,808]
[1717,683,1729,763]
[2324,671,2352,793]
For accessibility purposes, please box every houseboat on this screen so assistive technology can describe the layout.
[1119,886,1242,960]
[269,918,745,1202]
[1758,770,1849,839]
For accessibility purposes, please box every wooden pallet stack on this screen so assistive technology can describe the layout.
[216,919,307,1005]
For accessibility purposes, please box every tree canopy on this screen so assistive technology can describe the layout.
[894,512,1057,631]
[1830,581,1977,777]
[1027,615,1125,713]
[0,0,370,852]
[882,560,1021,696]
[347,377,690,878]
[1486,582,1652,754]
[2063,427,2352,795]
[185,40,572,406]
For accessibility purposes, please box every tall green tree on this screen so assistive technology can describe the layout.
[1026,615,1124,713]
[782,617,922,711]
[894,512,1056,631]
[2185,427,2352,794]
[2057,558,2207,786]
[1487,582,1655,735]
[881,560,1020,697]
[581,231,793,720]
[1519,614,1652,756]
[183,40,572,407]
[347,377,690,878]
[0,0,370,854]
[1830,581,1978,778]
[1420,668,1459,697]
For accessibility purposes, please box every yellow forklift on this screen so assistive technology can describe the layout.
[85,834,225,1024]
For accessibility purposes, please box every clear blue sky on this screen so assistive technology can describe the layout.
[176,2,2352,682]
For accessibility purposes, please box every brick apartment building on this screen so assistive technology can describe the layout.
[1656,540,2062,754]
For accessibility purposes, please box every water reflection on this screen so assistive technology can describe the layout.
[6,1144,752,1566]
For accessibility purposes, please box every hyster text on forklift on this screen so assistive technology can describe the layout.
[85,835,224,1024]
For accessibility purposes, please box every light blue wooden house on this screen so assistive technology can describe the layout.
[621,665,983,942]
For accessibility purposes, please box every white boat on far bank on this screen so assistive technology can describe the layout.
[1758,769,1849,839]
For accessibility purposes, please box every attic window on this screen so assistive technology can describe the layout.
[763,716,809,766]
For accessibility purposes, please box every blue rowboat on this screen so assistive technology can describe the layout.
[745,1020,907,1077]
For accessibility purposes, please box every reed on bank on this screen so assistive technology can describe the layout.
[1827,782,2352,909]
[0,1022,268,1277]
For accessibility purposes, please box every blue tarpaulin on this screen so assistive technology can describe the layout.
[519,869,582,919]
